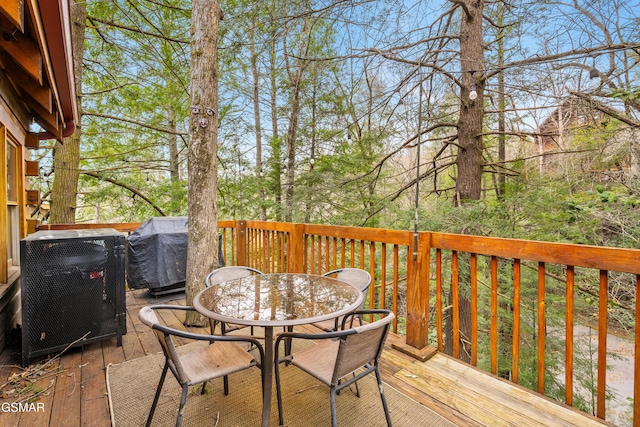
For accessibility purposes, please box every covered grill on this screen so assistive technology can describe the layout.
[127,217,224,295]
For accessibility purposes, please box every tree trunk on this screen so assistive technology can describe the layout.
[497,1,506,199]
[250,20,266,221]
[269,34,282,221]
[455,0,485,204]
[282,13,311,223]
[305,80,317,224]
[184,0,221,326]
[284,83,301,223]
[454,1,487,363]
[49,1,85,224]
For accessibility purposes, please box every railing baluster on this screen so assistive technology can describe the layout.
[368,241,376,321]
[393,244,399,333]
[322,236,327,273]
[436,249,443,351]
[350,239,355,267]
[635,274,640,427]
[470,253,478,366]
[381,244,387,312]
[282,231,286,272]
[565,265,575,406]
[597,269,608,419]
[231,227,236,266]
[302,233,309,273]
[310,235,316,274]
[538,261,546,394]
[490,255,498,374]
[317,235,322,274]
[512,259,521,384]
[452,250,460,359]
[332,236,337,271]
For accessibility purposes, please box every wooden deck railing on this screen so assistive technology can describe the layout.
[39,220,640,426]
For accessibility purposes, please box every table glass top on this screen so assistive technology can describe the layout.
[195,273,362,326]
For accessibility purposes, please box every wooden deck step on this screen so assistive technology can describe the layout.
[382,344,613,427]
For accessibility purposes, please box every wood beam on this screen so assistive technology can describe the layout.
[25,189,38,205]
[3,55,51,112]
[0,0,24,32]
[26,218,39,234]
[0,64,30,132]
[25,132,39,149]
[24,160,38,176]
[0,13,42,84]
[29,100,62,140]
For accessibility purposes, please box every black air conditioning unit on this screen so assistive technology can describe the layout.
[20,229,127,367]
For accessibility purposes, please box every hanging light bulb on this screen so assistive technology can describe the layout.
[469,83,478,100]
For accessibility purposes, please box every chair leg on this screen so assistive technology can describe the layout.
[274,355,285,426]
[175,384,189,427]
[146,361,169,427]
[284,326,293,359]
[223,375,229,395]
[200,381,207,394]
[336,373,360,397]
[330,386,339,427]
[375,367,392,427]
[353,374,361,397]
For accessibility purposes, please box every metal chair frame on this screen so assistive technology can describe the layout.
[313,268,372,332]
[138,304,265,427]
[274,309,394,427]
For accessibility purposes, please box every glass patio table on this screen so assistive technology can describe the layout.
[193,272,364,427]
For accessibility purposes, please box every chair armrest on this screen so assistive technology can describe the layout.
[340,309,393,330]
[146,305,265,365]
[274,327,357,365]
[274,326,359,355]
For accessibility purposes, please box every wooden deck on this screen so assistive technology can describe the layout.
[0,289,613,427]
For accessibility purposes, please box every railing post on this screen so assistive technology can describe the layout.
[393,231,436,361]
[236,220,247,266]
[287,223,305,273]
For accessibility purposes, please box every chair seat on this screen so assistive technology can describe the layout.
[181,341,257,385]
[290,340,340,385]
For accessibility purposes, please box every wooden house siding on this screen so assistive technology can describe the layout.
[0,0,77,355]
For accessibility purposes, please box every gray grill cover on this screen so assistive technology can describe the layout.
[127,217,225,290]
[127,217,189,290]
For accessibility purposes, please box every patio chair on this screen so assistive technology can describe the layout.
[205,266,264,335]
[274,309,394,427]
[138,304,264,427]
[311,268,372,332]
